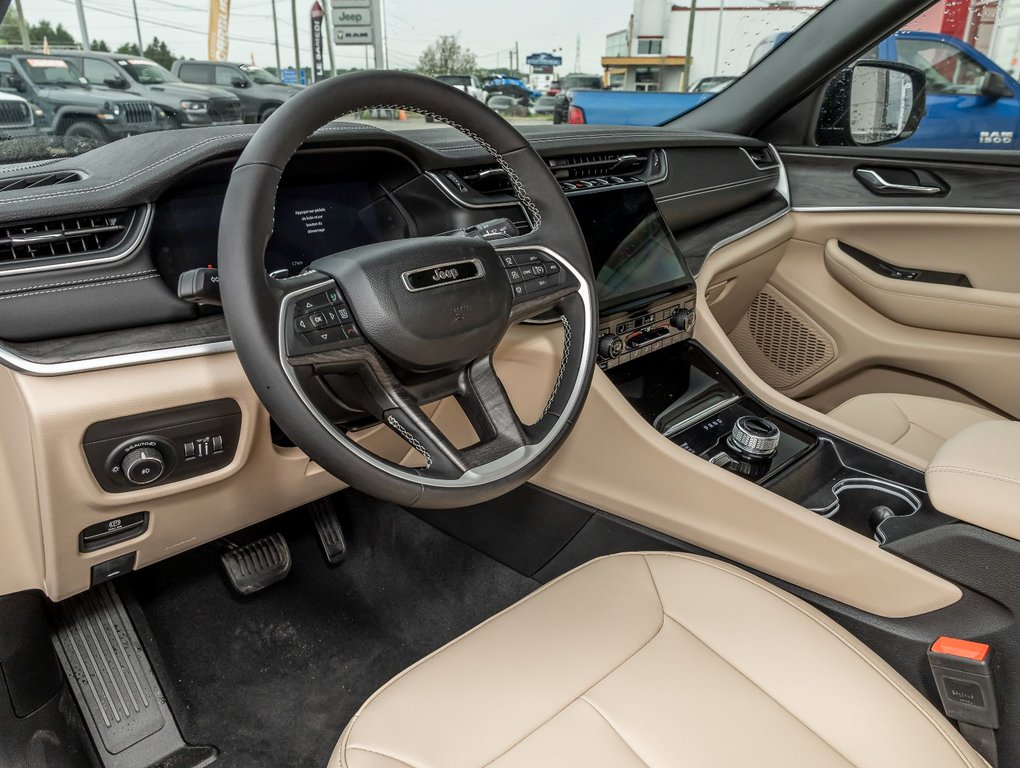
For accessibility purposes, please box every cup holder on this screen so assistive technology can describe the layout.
[809,477,921,541]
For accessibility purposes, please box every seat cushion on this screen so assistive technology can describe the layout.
[331,553,984,768]
[828,393,1004,464]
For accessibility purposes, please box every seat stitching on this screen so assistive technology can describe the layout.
[661,612,856,767]
[653,553,982,768]
[479,570,667,767]
[340,553,659,766]
[927,465,1020,487]
[578,697,653,768]
[344,745,421,768]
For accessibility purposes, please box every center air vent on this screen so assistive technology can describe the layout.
[453,149,658,195]
[0,170,84,193]
[0,209,134,266]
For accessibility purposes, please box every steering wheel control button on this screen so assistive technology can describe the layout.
[122,447,166,485]
[511,283,528,299]
[304,327,346,346]
[728,416,782,459]
[295,315,315,333]
[296,292,332,313]
[506,266,525,283]
[341,323,360,339]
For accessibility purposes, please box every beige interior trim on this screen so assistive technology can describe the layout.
[825,239,1020,340]
[927,421,1020,541]
[531,367,960,618]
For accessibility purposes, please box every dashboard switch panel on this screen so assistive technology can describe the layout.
[83,399,242,493]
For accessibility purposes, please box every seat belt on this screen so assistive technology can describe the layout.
[928,637,999,767]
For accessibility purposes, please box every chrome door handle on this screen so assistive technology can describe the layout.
[855,168,944,195]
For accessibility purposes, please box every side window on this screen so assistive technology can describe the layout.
[178,64,211,84]
[215,66,240,86]
[897,39,989,96]
[81,59,122,86]
[0,61,16,90]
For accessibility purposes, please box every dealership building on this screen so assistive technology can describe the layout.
[602,0,1005,91]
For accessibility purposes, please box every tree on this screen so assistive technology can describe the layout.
[117,43,141,56]
[143,37,176,69]
[92,39,111,52]
[0,11,78,48]
[417,36,477,77]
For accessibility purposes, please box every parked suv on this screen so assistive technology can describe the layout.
[0,51,163,151]
[57,52,242,129]
[171,60,301,123]
[0,91,40,138]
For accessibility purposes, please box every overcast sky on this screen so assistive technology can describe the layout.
[26,0,630,73]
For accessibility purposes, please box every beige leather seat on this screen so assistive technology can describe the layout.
[331,553,984,768]
[829,393,1005,464]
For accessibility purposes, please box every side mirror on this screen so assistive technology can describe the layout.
[103,76,129,90]
[816,60,926,147]
[230,76,249,88]
[980,70,1013,100]
[10,75,26,93]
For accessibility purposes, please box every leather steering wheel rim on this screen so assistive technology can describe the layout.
[218,71,597,508]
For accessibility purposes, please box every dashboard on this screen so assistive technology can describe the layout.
[0,122,788,599]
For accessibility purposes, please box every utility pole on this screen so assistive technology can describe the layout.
[290,0,301,79]
[515,41,520,75]
[574,34,581,73]
[75,0,91,51]
[131,0,144,54]
[270,0,282,73]
[13,0,30,48]
[713,0,725,75]
[682,0,697,90]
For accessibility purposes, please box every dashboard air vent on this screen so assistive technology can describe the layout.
[455,149,656,195]
[744,146,778,170]
[0,170,84,193]
[0,209,133,265]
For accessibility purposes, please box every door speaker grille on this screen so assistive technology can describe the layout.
[731,286,836,389]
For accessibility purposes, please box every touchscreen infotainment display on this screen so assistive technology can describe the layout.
[568,185,692,311]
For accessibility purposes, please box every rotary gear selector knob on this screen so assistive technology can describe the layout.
[598,334,624,359]
[728,416,781,459]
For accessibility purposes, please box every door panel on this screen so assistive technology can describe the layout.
[728,204,1020,419]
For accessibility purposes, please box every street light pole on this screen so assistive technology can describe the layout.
[271,0,282,73]
[682,0,697,90]
[290,0,301,79]
[132,0,144,54]
[13,0,30,49]
[75,0,91,51]
[713,0,725,75]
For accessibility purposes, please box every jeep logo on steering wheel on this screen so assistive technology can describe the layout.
[401,260,483,291]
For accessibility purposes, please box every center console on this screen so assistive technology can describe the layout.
[577,183,950,547]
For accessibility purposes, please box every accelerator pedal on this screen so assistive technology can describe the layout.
[53,582,216,768]
[310,498,348,565]
[220,532,292,595]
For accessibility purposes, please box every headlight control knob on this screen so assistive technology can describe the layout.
[728,416,781,459]
[598,334,624,359]
[670,308,696,333]
[122,447,166,486]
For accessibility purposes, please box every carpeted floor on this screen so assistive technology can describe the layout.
[124,491,539,768]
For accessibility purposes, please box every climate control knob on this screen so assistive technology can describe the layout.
[121,447,166,486]
[598,334,624,359]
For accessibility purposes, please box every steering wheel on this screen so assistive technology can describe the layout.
[218,71,597,508]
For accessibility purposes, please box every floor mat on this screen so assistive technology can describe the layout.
[125,491,539,768]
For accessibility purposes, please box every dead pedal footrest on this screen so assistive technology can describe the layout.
[220,532,292,595]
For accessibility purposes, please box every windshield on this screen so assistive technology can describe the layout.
[17,56,84,87]
[119,58,179,85]
[0,0,854,161]
[241,65,281,85]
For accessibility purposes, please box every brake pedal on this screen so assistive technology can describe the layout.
[220,532,291,594]
[310,498,348,564]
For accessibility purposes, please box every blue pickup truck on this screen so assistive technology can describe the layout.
[569,31,1020,149]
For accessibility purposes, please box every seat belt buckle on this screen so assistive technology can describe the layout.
[927,636,999,730]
